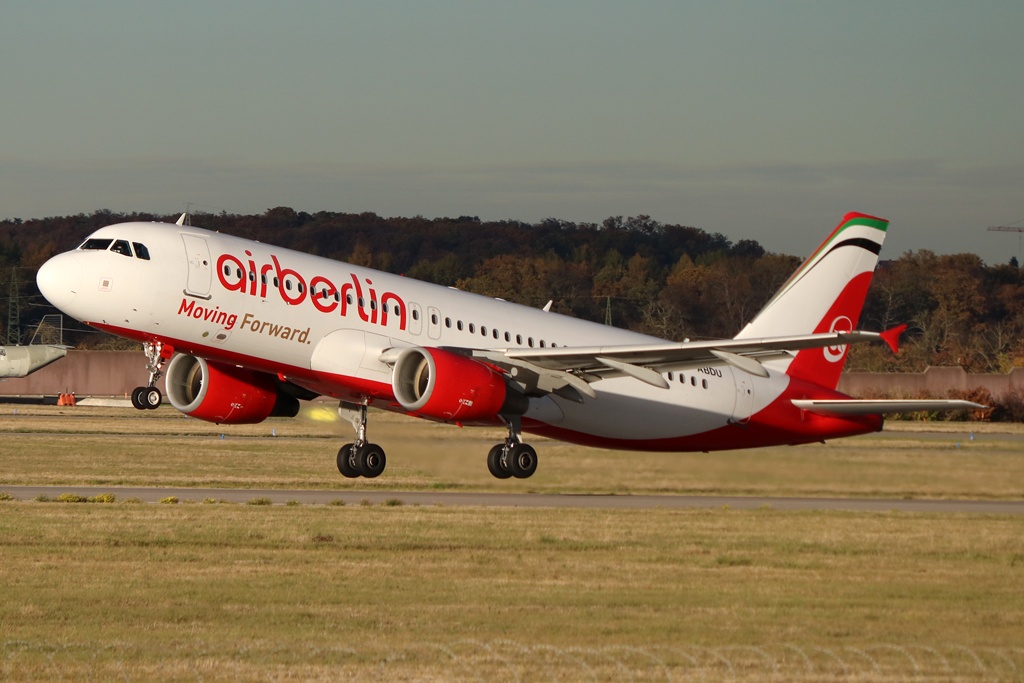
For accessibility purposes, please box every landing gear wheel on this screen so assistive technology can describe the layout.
[130,387,146,410]
[356,443,386,478]
[142,387,162,410]
[507,443,538,479]
[487,444,512,479]
[337,444,360,478]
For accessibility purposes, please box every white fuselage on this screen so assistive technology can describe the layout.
[38,221,806,450]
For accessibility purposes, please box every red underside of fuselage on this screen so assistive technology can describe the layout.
[94,322,883,452]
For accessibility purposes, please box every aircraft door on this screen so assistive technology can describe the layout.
[408,303,423,336]
[731,370,755,424]
[427,306,441,340]
[181,234,212,298]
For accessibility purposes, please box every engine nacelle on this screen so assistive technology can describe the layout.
[392,347,527,423]
[165,354,300,424]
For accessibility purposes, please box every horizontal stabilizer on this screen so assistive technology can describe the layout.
[792,399,986,416]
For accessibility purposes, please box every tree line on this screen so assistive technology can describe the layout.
[2,207,1022,375]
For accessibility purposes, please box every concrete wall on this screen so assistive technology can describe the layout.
[2,350,1022,400]
[837,366,1024,399]
[0,350,167,398]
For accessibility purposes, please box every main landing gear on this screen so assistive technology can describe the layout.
[130,342,171,410]
[336,403,387,479]
[486,416,538,479]
[333,404,539,480]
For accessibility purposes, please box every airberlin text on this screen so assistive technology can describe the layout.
[215,250,408,330]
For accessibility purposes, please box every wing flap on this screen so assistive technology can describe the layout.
[503,330,886,373]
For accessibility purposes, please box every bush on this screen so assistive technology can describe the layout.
[247,497,272,506]
[88,493,116,504]
[989,389,1024,422]
[0,491,14,502]
[159,496,179,505]
[55,493,89,503]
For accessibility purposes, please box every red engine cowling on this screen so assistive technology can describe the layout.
[165,354,299,424]
[392,347,527,423]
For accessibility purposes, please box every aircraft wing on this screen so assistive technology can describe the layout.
[791,399,987,416]
[464,329,897,401]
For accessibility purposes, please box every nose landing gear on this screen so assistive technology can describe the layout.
[131,342,172,410]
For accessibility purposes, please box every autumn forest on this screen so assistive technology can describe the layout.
[2,207,1022,375]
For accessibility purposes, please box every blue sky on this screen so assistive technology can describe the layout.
[3,1,1023,264]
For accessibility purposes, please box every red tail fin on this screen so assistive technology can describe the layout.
[734,212,889,390]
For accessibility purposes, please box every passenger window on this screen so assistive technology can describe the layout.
[132,242,151,260]
[80,238,113,250]
[412,309,420,321]
[110,240,133,257]
[457,321,464,331]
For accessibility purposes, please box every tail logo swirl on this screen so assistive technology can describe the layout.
[824,316,853,363]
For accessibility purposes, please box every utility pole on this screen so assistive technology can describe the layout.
[6,267,19,345]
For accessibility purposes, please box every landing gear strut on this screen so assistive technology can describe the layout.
[131,342,171,410]
[336,402,387,478]
[487,415,538,479]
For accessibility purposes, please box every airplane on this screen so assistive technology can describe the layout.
[35,211,981,479]
[0,344,67,378]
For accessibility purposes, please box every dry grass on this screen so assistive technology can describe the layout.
[0,503,1021,681]
[1,405,1023,680]
[0,405,1022,498]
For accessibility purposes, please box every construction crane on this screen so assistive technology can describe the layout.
[987,224,1024,261]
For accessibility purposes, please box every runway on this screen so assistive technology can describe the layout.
[3,485,1022,514]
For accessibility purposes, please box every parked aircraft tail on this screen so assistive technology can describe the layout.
[734,212,888,390]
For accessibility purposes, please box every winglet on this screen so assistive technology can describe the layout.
[880,324,907,354]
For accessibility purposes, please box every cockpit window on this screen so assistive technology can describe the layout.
[132,242,151,260]
[80,238,113,250]
[110,240,133,257]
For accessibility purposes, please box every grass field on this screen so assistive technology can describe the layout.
[1,404,1023,498]
[1,405,1023,680]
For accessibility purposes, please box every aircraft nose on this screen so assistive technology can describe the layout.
[36,252,82,311]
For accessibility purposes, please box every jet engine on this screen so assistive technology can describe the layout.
[165,354,300,424]
[391,347,527,423]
